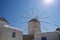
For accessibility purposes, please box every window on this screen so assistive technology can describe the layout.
[12,32,16,38]
[41,37,47,40]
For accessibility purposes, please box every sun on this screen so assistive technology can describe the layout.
[41,0,55,7]
[44,0,54,4]
[45,0,53,3]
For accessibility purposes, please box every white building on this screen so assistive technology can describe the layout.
[34,32,59,40]
[27,18,60,40]
[0,17,23,40]
[0,17,60,40]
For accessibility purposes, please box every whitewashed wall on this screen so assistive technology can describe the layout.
[28,21,41,34]
[0,21,8,26]
[0,27,23,40]
[34,32,59,40]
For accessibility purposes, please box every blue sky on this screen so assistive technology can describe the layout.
[0,0,60,34]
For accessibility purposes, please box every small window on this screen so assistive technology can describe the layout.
[41,37,47,40]
[12,32,16,38]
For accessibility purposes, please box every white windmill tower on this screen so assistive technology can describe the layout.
[28,18,41,35]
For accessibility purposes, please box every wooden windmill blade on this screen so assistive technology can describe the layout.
[39,10,46,17]
[11,16,21,28]
[19,15,29,25]
[20,21,28,25]
[25,11,31,18]
[41,25,48,31]
[24,9,32,18]
[35,9,40,19]
[40,21,51,24]
[31,8,35,18]
[40,16,49,19]
[12,16,18,23]
[20,16,30,19]
[54,24,60,28]
[12,16,28,33]
[54,24,59,27]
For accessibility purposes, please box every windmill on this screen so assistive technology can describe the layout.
[19,8,51,34]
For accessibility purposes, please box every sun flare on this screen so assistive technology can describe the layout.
[41,0,56,7]
[45,0,53,4]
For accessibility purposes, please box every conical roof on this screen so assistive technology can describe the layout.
[29,18,39,22]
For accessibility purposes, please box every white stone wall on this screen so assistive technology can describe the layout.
[34,32,59,40]
[28,21,41,34]
[0,21,8,26]
[0,27,23,40]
